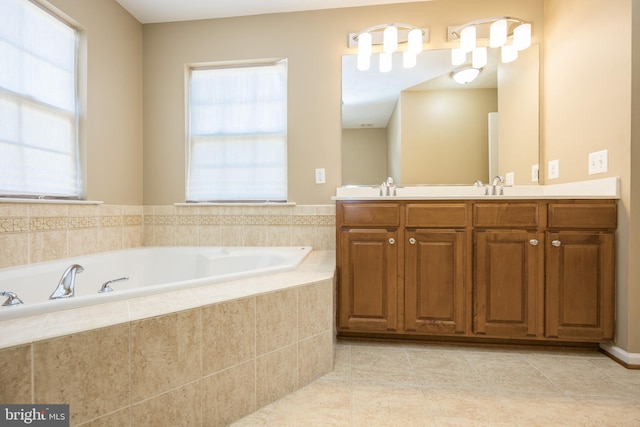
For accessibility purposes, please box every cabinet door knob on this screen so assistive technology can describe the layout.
[388,238,395,245]
[409,237,416,244]
[552,240,562,247]
[529,239,539,246]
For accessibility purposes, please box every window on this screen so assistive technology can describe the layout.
[187,60,287,202]
[0,0,80,198]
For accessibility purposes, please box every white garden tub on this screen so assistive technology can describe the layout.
[0,246,312,321]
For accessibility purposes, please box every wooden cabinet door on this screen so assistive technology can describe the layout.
[474,230,544,338]
[545,231,615,341]
[338,228,398,332]
[404,229,467,335]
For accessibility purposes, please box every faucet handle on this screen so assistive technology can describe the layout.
[1,291,23,306]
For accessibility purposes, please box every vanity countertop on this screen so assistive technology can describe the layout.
[332,177,620,201]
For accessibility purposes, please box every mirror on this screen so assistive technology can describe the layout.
[341,45,539,186]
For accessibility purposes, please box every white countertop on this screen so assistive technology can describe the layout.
[332,177,620,201]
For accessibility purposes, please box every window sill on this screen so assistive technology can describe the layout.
[0,198,103,205]
[174,201,296,207]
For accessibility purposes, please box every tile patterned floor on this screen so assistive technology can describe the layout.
[232,341,640,426]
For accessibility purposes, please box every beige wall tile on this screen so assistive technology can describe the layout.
[256,344,298,408]
[175,225,198,245]
[68,228,102,257]
[33,324,130,425]
[131,381,201,427]
[202,297,255,375]
[197,225,220,245]
[29,230,67,263]
[98,227,122,252]
[202,361,256,426]
[76,408,130,427]
[256,289,297,355]
[298,330,334,386]
[298,279,333,339]
[243,225,267,246]
[0,233,28,268]
[131,309,201,402]
[266,225,292,246]
[220,225,244,245]
[0,344,32,404]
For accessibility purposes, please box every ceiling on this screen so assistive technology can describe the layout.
[114,0,430,24]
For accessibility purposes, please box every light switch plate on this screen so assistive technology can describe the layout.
[505,172,514,186]
[531,164,539,183]
[315,168,326,184]
[589,150,608,174]
[548,160,559,179]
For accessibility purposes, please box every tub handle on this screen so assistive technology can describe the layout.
[99,276,129,293]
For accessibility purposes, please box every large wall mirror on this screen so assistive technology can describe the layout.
[341,45,539,186]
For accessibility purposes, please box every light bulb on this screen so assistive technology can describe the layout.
[403,51,416,69]
[460,25,476,53]
[383,25,398,53]
[490,19,507,48]
[472,47,487,69]
[357,31,372,56]
[407,28,423,55]
[451,48,466,66]
[501,44,518,63]
[357,53,370,71]
[379,52,392,72]
[514,23,531,51]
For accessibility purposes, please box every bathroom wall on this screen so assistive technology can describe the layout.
[341,128,388,185]
[141,0,544,205]
[543,0,640,354]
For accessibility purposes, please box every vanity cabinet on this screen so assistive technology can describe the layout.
[337,203,399,332]
[544,203,616,341]
[404,203,468,335]
[335,198,617,345]
[473,203,545,338]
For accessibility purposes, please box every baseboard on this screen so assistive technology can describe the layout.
[600,343,640,369]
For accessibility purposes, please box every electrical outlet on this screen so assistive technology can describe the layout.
[505,172,515,186]
[314,168,326,184]
[589,150,608,174]
[531,164,539,183]
[548,160,559,179]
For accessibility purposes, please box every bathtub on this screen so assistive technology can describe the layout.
[0,246,312,321]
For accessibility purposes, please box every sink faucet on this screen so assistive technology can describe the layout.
[50,264,84,299]
[380,176,396,196]
[489,175,505,196]
[1,291,23,306]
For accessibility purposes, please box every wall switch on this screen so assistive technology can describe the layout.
[531,164,539,183]
[314,168,326,184]
[588,149,608,174]
[505,172,515,186]
[548,160,559,179]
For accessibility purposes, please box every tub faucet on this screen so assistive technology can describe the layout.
[50,264,84,299]
[1,291,23,306]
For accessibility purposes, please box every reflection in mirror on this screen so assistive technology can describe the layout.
[341,45,539,186]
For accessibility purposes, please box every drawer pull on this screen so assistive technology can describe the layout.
[409,238,416,245]
[552,240,562,247]
[529,239,539,246]
[388,238,396,245]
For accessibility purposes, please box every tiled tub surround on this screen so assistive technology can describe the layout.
[0,250,336,426]
[0,202,336,269]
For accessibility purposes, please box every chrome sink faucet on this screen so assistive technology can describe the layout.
[488,175,505,196]
[380,176,396,196]
[50,264,84,299]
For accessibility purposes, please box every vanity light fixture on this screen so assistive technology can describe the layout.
[349,23,428,72]
[451,66,481,85]
[448,17,531,66]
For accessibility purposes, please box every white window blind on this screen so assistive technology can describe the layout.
[187,60,287,202]
[0,0,80,198]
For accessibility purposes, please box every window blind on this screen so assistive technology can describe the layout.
[0,0,80,198]
[187,60,287,202]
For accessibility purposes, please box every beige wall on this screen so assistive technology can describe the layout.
[341,128,388,185]
[141,0,544,204]
[400,89,496,185]
[48,0,143,205]
[543,0,638,353]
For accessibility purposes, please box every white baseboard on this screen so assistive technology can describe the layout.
[600,343,640,367]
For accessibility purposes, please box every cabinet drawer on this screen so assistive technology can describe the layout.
[406,203,468,228]
[548,203,617,229]
[473,203,539,228]
[339,203,400,227]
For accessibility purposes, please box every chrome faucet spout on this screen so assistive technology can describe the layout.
[489,175,505,196]
[1,291,23,306]
[50,264,84,299]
